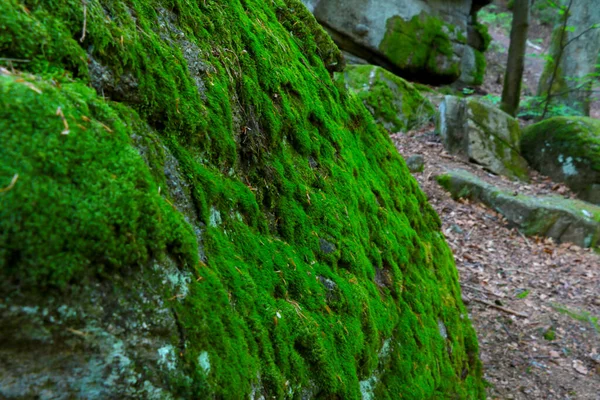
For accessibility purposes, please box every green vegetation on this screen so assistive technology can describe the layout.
[380,12,462,83]
[543,327,556,341]
[522,117,600,174]
[339,65,435,132]
[478,5,513,33]
[551,304,600,332]
[0,0,484,398]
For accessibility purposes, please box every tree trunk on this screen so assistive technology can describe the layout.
[501,0,530,117]
[537,0,600,116]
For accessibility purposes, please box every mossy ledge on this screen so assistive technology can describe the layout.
[0,0,484,398]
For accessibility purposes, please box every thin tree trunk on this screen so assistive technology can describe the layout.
[501,0,530,117]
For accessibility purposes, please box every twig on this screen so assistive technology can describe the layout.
[56,107,70,135]
[541,0,573,119]
[0,57,30,63]
[462,283,504,298]
[0,174,18,193]
[516,229,531,247]
[473,298,529,318]
[80,0,87,43]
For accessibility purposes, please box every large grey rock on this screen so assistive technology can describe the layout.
[302,0,491,84]
[521,117,600,205]
[537,0,600,116]
[437,169,600,248]
[438,96,529,181]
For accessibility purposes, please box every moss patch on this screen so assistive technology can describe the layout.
[0,0,484,398]
[338,65,435,133]
[379,12,462,84]
[522,117,600,203]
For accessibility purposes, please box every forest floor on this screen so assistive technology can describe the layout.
[393,130,600,400]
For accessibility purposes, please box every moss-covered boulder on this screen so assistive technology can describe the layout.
[437,170,600,248]
[337,65,435,133]
[0,0,484,398]
[302,0,489,85]
[522,117,600,205]
[438,96,530,181]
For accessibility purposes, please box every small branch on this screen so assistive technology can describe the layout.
[541,0,573,119]
[462,283,505,299]
[0,174,18,193]
[563,25,600,49]
[80,0,88,43]
[0,57,30,63]
[472,298,529,318]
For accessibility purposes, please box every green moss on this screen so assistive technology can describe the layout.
[543,327,556,341]
[474,21,492,52]
[339,65,435,132]
[379,12,461,83]
[0,74,197,287]
[537,27,569,99]
[466,99,529,181]
[473,50,487,86]
[523,117,600,171]
[0,0,484,398]
[522,117,600,201]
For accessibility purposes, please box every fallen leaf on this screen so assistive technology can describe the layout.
[572,359,588,375]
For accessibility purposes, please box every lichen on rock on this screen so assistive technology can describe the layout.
[438,95,529,181]
[521,117,600,205]
[0,0,484,398]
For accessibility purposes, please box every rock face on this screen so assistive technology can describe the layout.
[438,96,529,181]
[0,0,484,398]
[437,170,600,248]
[302,0,491,84]
[537,0,600,116]
[338,65,435,132]
[521,117,600,205]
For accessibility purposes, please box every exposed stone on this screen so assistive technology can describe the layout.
[406,154,425,173]
[537,0,600,116]
[302,0,491,84]
[338,65,435,132]
[437,169,600,248]
[521,117,600,205]
[438,96,529,181]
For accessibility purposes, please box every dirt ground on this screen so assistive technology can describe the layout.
[392,129,600,400]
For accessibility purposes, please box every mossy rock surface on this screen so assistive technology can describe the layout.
[338,65,435,133]
[380,12,463,83]
[522,117,600,205]
[302,0,487,86]
[0,0,484,398]
[438,96,529,181]
[437,169,600,248]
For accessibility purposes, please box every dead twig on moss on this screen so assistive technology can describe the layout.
[80,0,87,43]
[0,174,18,193]
[56,107,70,135]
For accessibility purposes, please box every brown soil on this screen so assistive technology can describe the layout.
[392,129,600,399]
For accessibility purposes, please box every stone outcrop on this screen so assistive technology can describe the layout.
[302,0,492,85]
[0,0,484,398]
[537,0,600,116]
[438,96,529,181]
[437,170,600,248]
[337,65,435,132]
[521,117,600,205]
